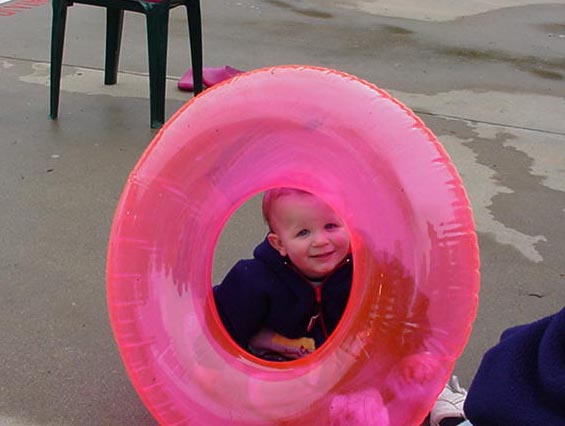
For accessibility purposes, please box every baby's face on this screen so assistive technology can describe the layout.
[268,193,350,279]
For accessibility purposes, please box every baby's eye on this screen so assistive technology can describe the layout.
[296,229,309,237]
[325,223,340,230]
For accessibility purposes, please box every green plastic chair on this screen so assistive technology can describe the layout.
[50,0,203,128]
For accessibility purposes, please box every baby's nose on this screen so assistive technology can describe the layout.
[311,232,330,246]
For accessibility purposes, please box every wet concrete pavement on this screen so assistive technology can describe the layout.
[1,1,564,425]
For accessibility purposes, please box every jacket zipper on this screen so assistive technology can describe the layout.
[287,257,350,340]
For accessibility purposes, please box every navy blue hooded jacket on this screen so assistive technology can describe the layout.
[214,237,352,351]
[465,308,565,425]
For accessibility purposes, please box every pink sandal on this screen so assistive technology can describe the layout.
[178,68,197,91]
[178,66,243,92]
[203,66,243,87]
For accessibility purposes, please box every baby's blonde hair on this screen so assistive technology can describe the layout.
[262,188,312,231]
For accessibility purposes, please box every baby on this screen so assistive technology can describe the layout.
[214,188,351,360]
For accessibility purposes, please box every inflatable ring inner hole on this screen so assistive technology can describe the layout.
[211,188,356,367]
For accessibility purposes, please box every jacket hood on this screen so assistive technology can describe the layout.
[253,237,287,270]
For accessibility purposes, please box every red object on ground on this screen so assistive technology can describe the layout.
[178,66,243,91]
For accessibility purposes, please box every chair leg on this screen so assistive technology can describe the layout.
[146,7,170,128]
[105,7,124,85]
[50,0,68,120]
[186,0,203,94]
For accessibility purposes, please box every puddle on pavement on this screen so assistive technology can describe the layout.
[437,46,564,81]
[427,118,553,263]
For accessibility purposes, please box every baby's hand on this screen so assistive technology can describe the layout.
[249,329,315,360]
[271,333,316,359]
[398,352,440,383]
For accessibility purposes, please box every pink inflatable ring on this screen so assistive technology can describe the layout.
[107,66,480,425]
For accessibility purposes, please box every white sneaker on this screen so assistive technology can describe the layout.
[430,376,467,426]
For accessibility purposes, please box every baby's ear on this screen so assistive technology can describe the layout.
[267,233,287,256]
